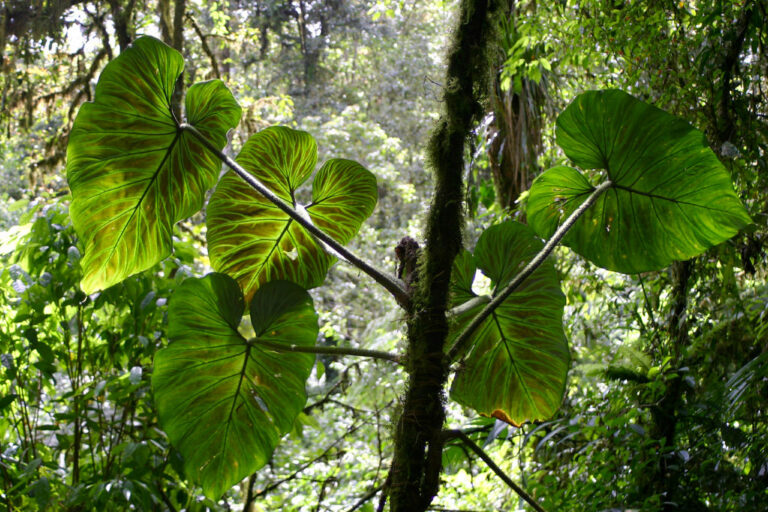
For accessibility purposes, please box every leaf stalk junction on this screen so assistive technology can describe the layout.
[180,123,411,310]
[447,179,613,361]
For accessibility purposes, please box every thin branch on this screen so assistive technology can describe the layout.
[637,274,658,330]
[180,123,411,309]
[243,473,257,511]
[254,421,364,498]
[156,481,178,512]
[443,429,547,512]
[303,373,348,413]
[449,294,490,317]
[447,180,613,361]
[346,484,384,512]
[177,221,206,245]
[249,338,402,364]
[377,471,391,512]
[186,12,221,79]
[428,508,486,512]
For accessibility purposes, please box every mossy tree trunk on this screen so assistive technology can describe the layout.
[388,1,507,510]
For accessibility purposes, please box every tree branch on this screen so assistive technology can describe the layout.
[248,337,402,364]
[715,2,753,144]
[186,12,221,79]
[254,421,364,498]
[443,429,547,512]
[243,473,257,511]
[447,180,613,361]
[180,122,411,309]
[346,484,384,512]
[448,294,490,317]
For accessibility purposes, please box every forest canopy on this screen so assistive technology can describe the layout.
[1,1,766,511]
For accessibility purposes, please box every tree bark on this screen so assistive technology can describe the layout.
[157,0,173,46]
[388,1,506,510]
[171,0,186,120]
[106,0,135,52]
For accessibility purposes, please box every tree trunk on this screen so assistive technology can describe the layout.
[157,0,173,46]
[107,0,135,52]
[388,1,507,510]
[171,0,186,120]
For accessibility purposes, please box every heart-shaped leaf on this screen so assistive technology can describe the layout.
[527,89,751,274]
[206,126,377,302]
[66,36,242,293]
[449,221,568,426]
[152,274,317,499]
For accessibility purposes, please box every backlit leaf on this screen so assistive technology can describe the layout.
[449,250,478,309]
[449,222,568,426]
[152,274,317,499]
[66,36,241,293]
[207,127,377,302]
[527,89,751,273]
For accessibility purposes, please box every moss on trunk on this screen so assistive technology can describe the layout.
[388,1,507,510]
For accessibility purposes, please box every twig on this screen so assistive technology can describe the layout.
[448,294,490,317]
[447,180,612,361]
[176,221,206,245]
[303,374,348,413]
[156,481,178,512]
[243,473,257,511]
[443,429,547,512]
[180,123,411,310]
[249,338,402,365]
[346,484,384,512]
[376,471,391,512]
[254,421,364,498]
[428,508,486,512]
[186,12,221,79]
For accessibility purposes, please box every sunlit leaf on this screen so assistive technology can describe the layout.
[449,221,568,426]
[449,250,478,309]
[207,127,377,302]
[66,36,241,293]
[527,89,751,273]
[152,274,317,499]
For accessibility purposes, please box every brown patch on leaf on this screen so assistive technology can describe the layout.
[491,409,522,427]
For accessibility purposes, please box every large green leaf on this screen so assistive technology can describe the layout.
[527,89,751,273]
[152,274,317,499]
[449,221,568,426]
[206,126,377,302]
[66,36,242,293]
[449,250,479,309]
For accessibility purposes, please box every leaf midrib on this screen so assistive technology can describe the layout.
[247,218,295,292]
[491,311,535,409]
[612,184,738,214]
[104,130,182,268]
[191,343,254,471]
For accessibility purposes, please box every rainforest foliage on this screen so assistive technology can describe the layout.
[1,1,766,511]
